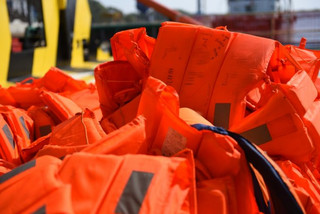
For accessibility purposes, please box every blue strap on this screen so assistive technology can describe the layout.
[192,124,303,214]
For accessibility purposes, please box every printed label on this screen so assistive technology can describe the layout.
[161,127,187,156]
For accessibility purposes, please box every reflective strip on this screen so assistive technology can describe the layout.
[39,125,52,137]
[19,116,30,139]
[213,103,230,129]
[115,171,154,214]
[240,124,272,145]
[0,159,36,184]
[2,124,15,149]
[32,205,46,214]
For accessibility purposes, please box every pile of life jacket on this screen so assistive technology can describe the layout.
[1,22,320,213]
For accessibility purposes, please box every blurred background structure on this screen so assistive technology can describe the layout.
[1,0,320,85]
[91,0,320,49]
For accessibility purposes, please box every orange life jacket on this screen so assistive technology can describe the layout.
[0,105,34,152]
[277,160,320,213]
[0,156,71,213]
[0,152,196,214]
[33,67,89,93]
[7,84,43,109]
[0,158,15,176]
[27,105,55,139]
[110,27,155,79]
[285,38,320,83]
[95,61,142,117]
[95,27,155,120]
[0,87,16,106]
[64,86,103,121]
[150,22,277,129]
[100,95,141,133]
[40,90,82,122]
[34,109,106,158]
[231,70,317,163]
[192,124,305,213]
[20,134,51,162]
[84,115,147,155]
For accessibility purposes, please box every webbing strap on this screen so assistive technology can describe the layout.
[192,124,303,214]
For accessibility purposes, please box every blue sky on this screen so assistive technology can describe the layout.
[98,0,320,14]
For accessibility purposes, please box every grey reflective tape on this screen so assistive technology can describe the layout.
[115,171,154,214]
[214,103,231,129]
[0,159,36,184]
[19,116,30,139]
[32,205,46,214]
[2,124,15,149]
[240,124,272,145]
[39,125,52,137]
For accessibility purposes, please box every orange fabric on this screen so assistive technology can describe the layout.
[34,67,88,93]
[253,142,306,212]
[231,70,318,163]
[0,105,34,153]
[173,149,197,214]
[0,87,16,106]
[2,22,319,213]
[179,107,213,126]
[111,27,155,79]
[48,109,106,147]
[267,42,301,84]
[194,130,259,214]
[232,87,314,163]
[197,177,237,214]
[32,109,106,158]
[35,144,87,159]
[40,90,82,122]
[58,153,195,213]
[150,22,199,91]
[0,114,21,164]
[196,131,241,178]
[100,94,141,133]
[152,106,202,156]
[277,160,320,213]
[280,70,317,116]
[0,152,196,213]
[0,159,15,176]
[137,77,180,145]
[150,22,276,129]
[27,106,55,139]
[20,134,51,162]
[304,101,320,163]
[7,85,42,109]
[84,115,147,155]
[0,156,65,213]
[315,77,320,97]
[285,43,320,82]
[20,186,74,213]
[136,76,260,213]
[65,87,103,121]
[94,61,142,117]
[206,33,275,128]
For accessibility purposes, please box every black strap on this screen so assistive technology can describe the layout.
[192,123,303,214]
